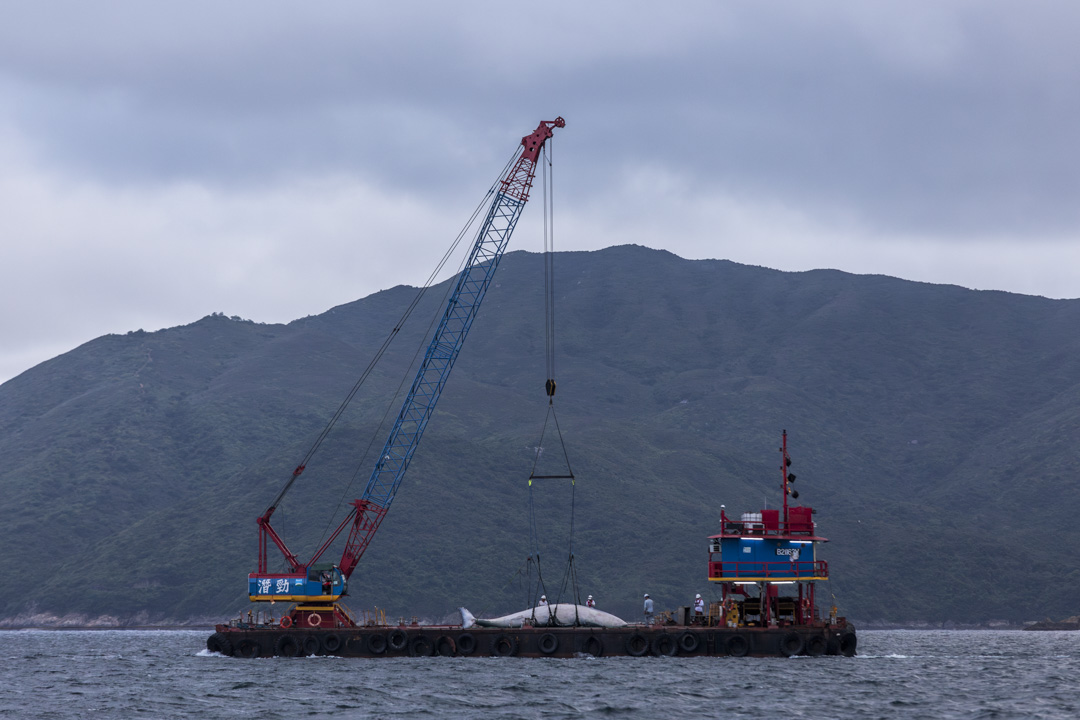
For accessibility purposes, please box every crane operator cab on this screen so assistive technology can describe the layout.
[314,564,346,598]
[249,563,346,602]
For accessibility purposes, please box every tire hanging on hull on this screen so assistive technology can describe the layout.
[780,632,804,657]
[388,629,408,652]
[457,633,477,656]
[491,634,519,657]
[206,632,233,656]
[840,631,857,657]
[275,634,300,657]
[538,633,559,655]
[726,634,750,657]
[625,633,649,657]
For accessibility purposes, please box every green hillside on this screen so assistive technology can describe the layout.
[1,245,1078,626]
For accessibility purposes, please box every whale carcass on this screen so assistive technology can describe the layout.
[460,604,628,629]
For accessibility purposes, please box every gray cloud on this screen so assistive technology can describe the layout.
[1,1,1078,383]
[4,2,1078,230]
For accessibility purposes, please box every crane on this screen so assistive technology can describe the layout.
[247,117,565,629]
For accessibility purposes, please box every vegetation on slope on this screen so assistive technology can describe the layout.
[1,246,1078,625]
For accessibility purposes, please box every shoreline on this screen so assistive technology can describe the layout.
[0,625,216,631]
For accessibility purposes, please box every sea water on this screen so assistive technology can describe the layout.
[1,629,1078,719]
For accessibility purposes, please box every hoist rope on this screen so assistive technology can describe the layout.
[526,484,550,620]
[543,137,556,391]
[525,140,584,625]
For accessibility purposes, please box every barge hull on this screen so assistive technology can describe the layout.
[208,624,857,659]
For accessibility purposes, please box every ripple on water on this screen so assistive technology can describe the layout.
[1,630,1080,719]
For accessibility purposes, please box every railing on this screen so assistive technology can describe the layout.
[708,560,829,579]
[355,607,386,627]
[336,603,359,626]
[720,520,816,537]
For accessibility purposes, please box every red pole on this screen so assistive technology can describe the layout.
[781,430,789,528]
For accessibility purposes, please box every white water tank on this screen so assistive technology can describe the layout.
[741,512,762,531]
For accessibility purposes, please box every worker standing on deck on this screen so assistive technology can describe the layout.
[694,593,705,617]
[643,594,654,624]
[586,595,595,608]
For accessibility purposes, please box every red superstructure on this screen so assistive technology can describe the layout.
[707,431,836,636]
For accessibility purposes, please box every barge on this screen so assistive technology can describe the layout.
[208,622,856,659]
[205,119,855,658]
[208,431,856,658]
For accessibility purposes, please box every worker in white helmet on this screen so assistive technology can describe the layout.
[538,594,548,607]
[694,593,705,619]
[586,595,595,608]
[643,593,654,624]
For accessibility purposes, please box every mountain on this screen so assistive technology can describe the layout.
[1,245,1078,626]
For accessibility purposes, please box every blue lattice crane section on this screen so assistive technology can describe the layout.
[361,195,527,510]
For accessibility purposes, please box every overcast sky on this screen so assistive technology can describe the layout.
[1,1,1078,384]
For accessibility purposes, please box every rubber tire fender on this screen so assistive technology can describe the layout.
[625,633,649,657]
[302,635,320,656]
[839,631,857,657]
[490,634,519,657]
[275,634,300,657]
[579,634,604,657]
[780,632,805,657]
[805,635,827,657]
[678,631,700,654]
[726,634,750,657]
[651,633,677,657]
[409,634,433,657]
[366,633,388,655]
[538,632,559,655]
[236,639,260,659]
[456,633,477,656]
[435,635,457,657]
[206,632,233,656]
[322,633,342,654]
[388,629,408,652]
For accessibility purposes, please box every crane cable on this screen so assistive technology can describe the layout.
[269,147,522,565]
[526,139,583,625]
